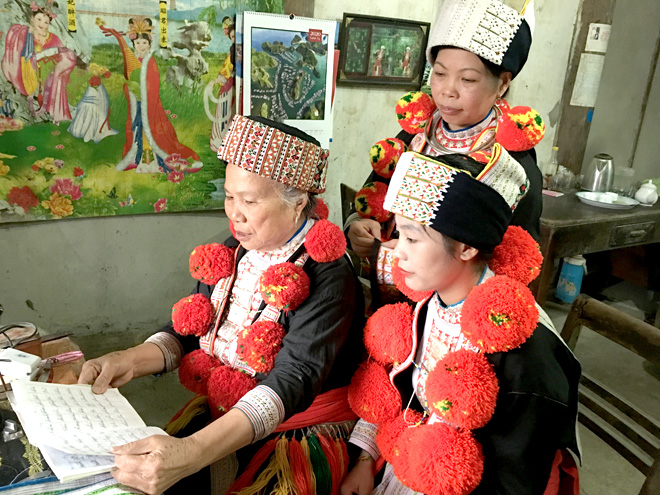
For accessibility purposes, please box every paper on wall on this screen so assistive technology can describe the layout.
[570,53,605,108]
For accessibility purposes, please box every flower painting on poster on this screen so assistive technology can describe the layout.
[0,0,283,223]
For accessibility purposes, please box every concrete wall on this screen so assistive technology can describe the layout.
[582,0,660,177]
[0,0,580,341]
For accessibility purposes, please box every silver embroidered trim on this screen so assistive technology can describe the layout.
[145,332,184,373]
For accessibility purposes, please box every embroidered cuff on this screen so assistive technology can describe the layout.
[232,385,285,442]
[144,332,184,373]
[348,419,380,461]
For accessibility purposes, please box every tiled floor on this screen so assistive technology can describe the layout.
[75,282,660,495]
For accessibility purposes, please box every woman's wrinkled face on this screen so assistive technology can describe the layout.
[393,216,463,294]
[31,13,51,34]
[133,37,150,57]
[224,164,304,252]
[430,48,510,130]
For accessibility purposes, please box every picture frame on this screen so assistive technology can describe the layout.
[337,13,430,89]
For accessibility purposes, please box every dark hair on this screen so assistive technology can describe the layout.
[423,153,486,178]
[441,233,492,268]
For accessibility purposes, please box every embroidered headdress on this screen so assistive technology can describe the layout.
[426,0,534,77]
[218,115,329,193]
[383,148,528,252]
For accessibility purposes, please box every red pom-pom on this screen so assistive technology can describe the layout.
[369,138,408,179]
[392,423,484,495]
[206,365,258,419]
[178,349,221,395]
[496,106,545,152]
[426,349,499,430]
[461,276,538,353]
[171,293,214,336]
[348,361,402,425]
[392,260,434,302]
[312,198,329,220]
[490,226,543,285]
[364,303,413,366]
[305,219,347,263]
[396,92,436,134]
[355,182,392,223]
[236,320,286,373]
[376,410,425,463]
[259,263,310,312]
[189,244,235,285]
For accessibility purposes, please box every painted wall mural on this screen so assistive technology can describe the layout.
[0,0,283,222]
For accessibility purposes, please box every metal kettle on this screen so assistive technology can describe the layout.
[582,153,614,192]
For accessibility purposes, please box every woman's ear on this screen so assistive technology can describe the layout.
[498,72,513,97]
[458,244,480,262]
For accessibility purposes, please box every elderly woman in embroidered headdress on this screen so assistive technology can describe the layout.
[341,148,580,495]
[79,116,364,495]
[346,0,545,308]
[1,0,76,123]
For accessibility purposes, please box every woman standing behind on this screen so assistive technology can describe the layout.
[346,0,544,312]
[347,0,542,257]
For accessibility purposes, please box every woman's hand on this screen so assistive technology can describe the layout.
[340,456,375,495]
[347,219,382,258]
[78,343,165,394]
[111,434,201,495]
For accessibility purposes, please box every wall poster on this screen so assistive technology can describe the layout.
[0,0,284,223]
[242,12,335,147]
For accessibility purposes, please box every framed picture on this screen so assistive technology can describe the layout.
[337,14,430,88]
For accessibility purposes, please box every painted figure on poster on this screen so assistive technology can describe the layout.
[401,46,411,77]
[99,17,201,173]
[68,65,119,143]
[371,45,385,76]
[1,0,76,123]
[208,16,235,152]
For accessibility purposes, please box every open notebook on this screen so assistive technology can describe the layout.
[8,381,167,483]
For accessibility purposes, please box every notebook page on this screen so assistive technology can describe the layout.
[9,382,146,448]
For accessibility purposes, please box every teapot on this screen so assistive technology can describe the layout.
[634,180,658,205]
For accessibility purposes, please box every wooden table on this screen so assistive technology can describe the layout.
[530,193,660,305]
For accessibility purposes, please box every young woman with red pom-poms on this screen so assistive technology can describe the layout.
[341,125,580,494]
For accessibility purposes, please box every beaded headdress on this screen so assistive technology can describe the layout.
[218,115,329,194]
[426,0,534,77]
[383,148,528,252]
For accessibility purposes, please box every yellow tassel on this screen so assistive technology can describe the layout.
[21,57,37,95]
[164,395,208,435]
[272,437,299,495]
[301,437,316,495]
[237,438,284,495]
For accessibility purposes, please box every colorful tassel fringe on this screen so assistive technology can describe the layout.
[164,395,208,435]
[227,434,347,495]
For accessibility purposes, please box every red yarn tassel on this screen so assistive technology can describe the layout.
[226,438,278,494]
[317,434,342,495]
[335,438,349,479]
[289,438,313,495]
